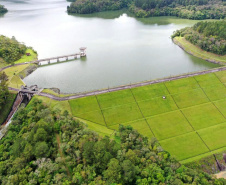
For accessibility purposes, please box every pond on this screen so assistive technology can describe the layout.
[0,0,219,93]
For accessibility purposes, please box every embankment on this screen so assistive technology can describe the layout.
[173,37,226,65]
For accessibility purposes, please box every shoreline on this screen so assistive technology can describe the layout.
[173,37,226,66]
[8,65,226,101]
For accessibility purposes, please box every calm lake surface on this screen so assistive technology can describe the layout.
[0,0,219,93]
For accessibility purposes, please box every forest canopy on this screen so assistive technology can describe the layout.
[0,35,27,64]
[67,0,226,19]
[172,20,226,55]
[0,72,9,111]
[0,98,226,184]
[0,5,7,14]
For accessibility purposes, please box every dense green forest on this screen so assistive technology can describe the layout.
[0,72,16,125]
[0,35,27,64]
[67,0,226,19]
[0,5,7,14]
[0,72,9,111]
[172,20,226,55]
[0,98,226,184]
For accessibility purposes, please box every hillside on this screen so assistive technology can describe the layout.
[0,35,37,67]
[0,98,226,184]
[172,21,226,56]
[0,35,27,65]
[67,0,226,19]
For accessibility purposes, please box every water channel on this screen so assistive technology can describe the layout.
[0,0,219,93]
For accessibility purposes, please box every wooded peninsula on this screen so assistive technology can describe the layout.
[172,20,226,55]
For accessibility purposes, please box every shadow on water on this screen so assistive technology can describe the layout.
[186,52,221,68]
[68,8,201,26]
[1,0,29,4]
[68,9,129,19]
[0,13,6,18]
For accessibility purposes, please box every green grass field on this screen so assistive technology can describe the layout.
[67,70,226,163]
[15,49,37,64]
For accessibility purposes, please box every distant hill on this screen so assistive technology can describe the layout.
[0,5,7,14]
[67,0,226,20]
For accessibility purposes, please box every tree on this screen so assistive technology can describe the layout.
[121,160,139,183]
[103,158,121,183]
[34,128,48,142]
[0,72,9,110]
[34,142,50,158]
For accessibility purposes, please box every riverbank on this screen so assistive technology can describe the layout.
[173,37,226,65]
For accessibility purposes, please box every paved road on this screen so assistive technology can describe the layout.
[0,62,30,72]
[8,66,226,101]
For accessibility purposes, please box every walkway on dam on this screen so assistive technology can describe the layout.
[8,66,226,101]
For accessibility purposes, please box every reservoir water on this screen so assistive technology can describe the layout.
[0,0,219,93]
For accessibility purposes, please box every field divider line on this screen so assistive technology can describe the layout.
[129,88,156,138]
[75,114,113,130]
[193,77,226,120]
[192,77,224,170]
[158,130,195,142]
[95,94,109,129]
[163,83,197,131]
[163,82,218,163]
[195,131,222,171]
[180,145,226,164]
[213,71,226,85]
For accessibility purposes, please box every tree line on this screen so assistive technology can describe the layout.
[0,98,226,184]
[0,35,27,64]
[0,5,7,14]
[0,72,9,112]
[67,0,226,19]
[172,20,226,55]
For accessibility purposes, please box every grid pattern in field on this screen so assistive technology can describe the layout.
[69,71,226,162]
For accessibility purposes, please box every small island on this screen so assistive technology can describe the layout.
[67,0,226,20]
[0,5,7,14]
[172,20,226,64]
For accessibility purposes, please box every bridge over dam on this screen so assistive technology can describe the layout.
[33,47,87,65]
[0,47,87,72]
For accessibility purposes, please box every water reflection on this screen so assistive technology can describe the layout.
[0,0,220,93]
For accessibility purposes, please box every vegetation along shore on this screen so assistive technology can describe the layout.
[172,20,226,64]
[0,5,7,14]
[67,0,226,19]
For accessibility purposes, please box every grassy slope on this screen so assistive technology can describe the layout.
[173,37,226,64]
[15,49,37,64]
[0,92,17,124]
[0,49,37,68]
[32,95,115,137]
[42,89,76,98]
[0,49,37,88]
[3,64,29,88]
[65,70,226,163]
